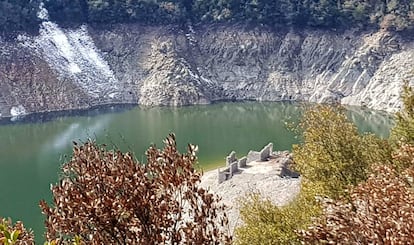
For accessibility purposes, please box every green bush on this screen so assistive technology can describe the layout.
[235,104,393,244]
[235,181,323,244]
[292,105,392,199]
[390,83,414,146]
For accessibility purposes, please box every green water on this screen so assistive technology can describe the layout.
[0,102,393,241]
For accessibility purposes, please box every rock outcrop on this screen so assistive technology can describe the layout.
[1,22,413,119]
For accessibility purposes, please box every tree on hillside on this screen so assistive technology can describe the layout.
[342,0,371,25]
[44,0,88,26]
[382,0,414,30]
[40,134,231,244]
[306,0,343,27]
[0,0,39,35]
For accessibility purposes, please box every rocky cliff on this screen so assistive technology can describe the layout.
[1,20,413,119]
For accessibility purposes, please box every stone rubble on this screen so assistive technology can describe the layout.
[200,149,301,233]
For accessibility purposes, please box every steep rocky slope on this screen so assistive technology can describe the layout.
[1,22,413,119]
[95,24,410,111]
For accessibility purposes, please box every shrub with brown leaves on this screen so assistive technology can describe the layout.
[393,143,414,172]
[0,217,34,245]
[301,164,414,244]
[40,134,231,244]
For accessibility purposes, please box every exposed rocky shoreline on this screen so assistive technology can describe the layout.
[200,150,301,233]
[1,22,414,119]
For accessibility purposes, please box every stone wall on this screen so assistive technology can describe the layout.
[238,156,247,168]
[246,151,260,163]
[260,143,273,161]
[218,143,276,184]
[226,151,237,166]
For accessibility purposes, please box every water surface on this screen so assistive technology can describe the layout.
[0,102,393,241]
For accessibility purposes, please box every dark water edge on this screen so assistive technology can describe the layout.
[0,103,138,126]
[0,101,395,127]
[344,105,395,136]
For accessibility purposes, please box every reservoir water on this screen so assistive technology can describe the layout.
[0,102,393,241]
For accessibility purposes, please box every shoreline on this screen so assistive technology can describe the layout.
[199,152,301,233]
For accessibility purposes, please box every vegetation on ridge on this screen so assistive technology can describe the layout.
[0,0,39,35]
[2,0,414,35]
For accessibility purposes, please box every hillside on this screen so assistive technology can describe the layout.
[1,1,414,118]
[1,20,414,118]
[2,0,414,35]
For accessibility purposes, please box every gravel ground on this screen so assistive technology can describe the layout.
[200,152,302,233]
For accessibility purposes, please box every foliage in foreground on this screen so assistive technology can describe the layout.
[301,163,414,244]
[40,134,231,244]
[0,218,34,245]
[234,180,323,244]
[292,105,392,199]
[391,83,414,147]
[235,104,399,244]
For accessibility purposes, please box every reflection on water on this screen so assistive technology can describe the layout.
[345,105,394,138]
[0,102,394,242]
[46,116,111,152]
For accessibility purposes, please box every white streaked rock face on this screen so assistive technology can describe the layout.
[1,22,414,118]
[19,3,125,100]
[33,23,122,99]
[342,46,414,111]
